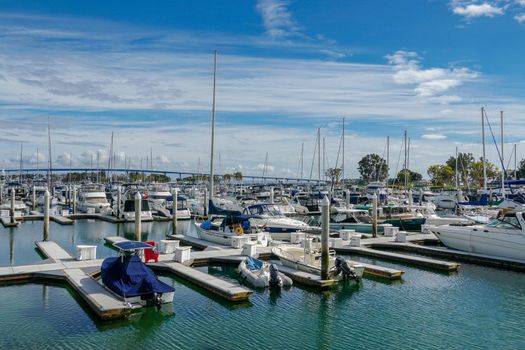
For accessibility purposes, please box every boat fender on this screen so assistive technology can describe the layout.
[269,264,283,288]
[155,294,163,310]
[235,225,244,235]
[335,257,358,281]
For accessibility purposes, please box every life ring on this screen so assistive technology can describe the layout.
[235,225,244,235]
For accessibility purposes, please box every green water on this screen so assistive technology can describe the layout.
[1,220,524,349]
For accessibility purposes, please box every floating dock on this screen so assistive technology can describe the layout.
[150,262,252,301]
[371,242,525,272]
[335,246,460,272]
[0,216,19,227]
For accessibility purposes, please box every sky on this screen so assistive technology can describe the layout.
[1,0,525,179]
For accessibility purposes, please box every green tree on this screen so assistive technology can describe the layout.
[396,169,422,187]
[427,164,455,186]
[469,158,499,187]
[516,159,525,179]
[358,154,389,182]
[325,168,342,187]
[446,152,474,186]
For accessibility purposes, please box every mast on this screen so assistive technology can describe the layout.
[322,137,325,181]
[47,116,53,190]
[300,142,304,178]
[317,128,321,184]
[342,117,345,182]
[19,142,23,183]
[36,148,39,174]
[455,146,459,189]
[150,147,153,170]
[386,136,390,187]
[481,108,488,191]
[403,130,408,190]
[209,50,218,200]
[501,111,505,198]
[515,144,518,180]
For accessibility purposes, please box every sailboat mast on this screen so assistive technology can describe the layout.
[386,136,390,187]
[501,111,505,198]
[403,130,408,190]
[300,143,304,178]
[514,144,517,180]
[19,142,23,183]
[209,50,218,200]
[342,117,345,182]
[47,116,53,190]
[317,128,321,184]
[455,146,459,189]
[482,107,487,192]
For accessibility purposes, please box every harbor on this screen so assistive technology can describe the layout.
[2,1,525,349]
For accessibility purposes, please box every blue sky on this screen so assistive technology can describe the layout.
[1,0,525,178]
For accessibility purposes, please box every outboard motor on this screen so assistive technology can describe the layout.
[269,264,283,288]
[335,257,358,281]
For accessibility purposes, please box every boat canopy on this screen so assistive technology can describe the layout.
[208,199,242,216]
[245,257,263,271]
[114,241,153,252]
[101,254,175,298]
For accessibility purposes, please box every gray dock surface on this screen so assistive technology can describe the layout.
[336,246,460,272]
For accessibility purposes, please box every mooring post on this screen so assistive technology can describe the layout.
[116,186,121,219]
[270,187,274,204]
[321,195,330,280]
[172,188,178,235]
[43,190,50,241]
[72,186,77,214]
[134,191,141,241]
[345,189,350,207]
[0,183,3,205]
[203,188,208,218]
[32,185,36,211]
[372,193,378,238]
[408,189,413,211]
[10,188,15,224]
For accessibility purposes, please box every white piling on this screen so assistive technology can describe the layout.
[116,186,121,219]
[321,195,330,280]
[134,192,141,241]
[270,187,274,204]
[372,193,378,238]
[10,188,15,224]
[72,186,77,214]
[43,190,50,241]
[0,183,3,205]
[203,188,208,217]
[172,188,178,235]
[32,186,36,211]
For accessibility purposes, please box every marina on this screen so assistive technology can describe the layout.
[2,1,525,348]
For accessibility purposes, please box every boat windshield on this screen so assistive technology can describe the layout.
[486,216,521,230]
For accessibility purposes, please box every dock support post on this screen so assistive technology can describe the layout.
[72,186,77,214]
[172,188,178,235]
[10,188,15,224]
[32,186,36,211]
[372,193,378,238]
[134,192,141,241]
[116,186,121,219]
[43,190,50,241]
[321,195,330,280]
[203,188,208,218]
[408,190,413,211]
[0,183,3,205]
[270,187,274,204]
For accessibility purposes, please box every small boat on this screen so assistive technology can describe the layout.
[272,239,365,281]
[101,241,175,308]
[238,256,293,288]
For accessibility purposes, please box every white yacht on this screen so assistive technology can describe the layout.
[432,211,525,261]
[78,184,111,213]
[244,203,310,241]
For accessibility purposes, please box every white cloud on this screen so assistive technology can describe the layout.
[515,13,525,21]
[386,50,478,99]
[256,0,300,38]
[452,2,504,18]
[422,134,448,140]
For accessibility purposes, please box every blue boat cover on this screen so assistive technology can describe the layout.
[101,255,175,298]
[114,241,153,251]
[245,257,263,271]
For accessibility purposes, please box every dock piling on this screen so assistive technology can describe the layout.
[32,186,36,211]
[72,186,77,214]
[372,193,378,238]
[10,188,15,224]
[134,191,141,241]
[321,195,330,280]
[172,188,178,235]
[43,190,50,241]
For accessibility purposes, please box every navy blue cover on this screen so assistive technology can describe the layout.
[101,255,175,298]
[114,241,153,251]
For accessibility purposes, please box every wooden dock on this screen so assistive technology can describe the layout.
[36,241,75,260]
[371,242,525,272]
[150,262,252,301]
[0,216,19,227]
[335,246,460,272]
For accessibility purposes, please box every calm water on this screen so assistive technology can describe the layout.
[0,219,524,349]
